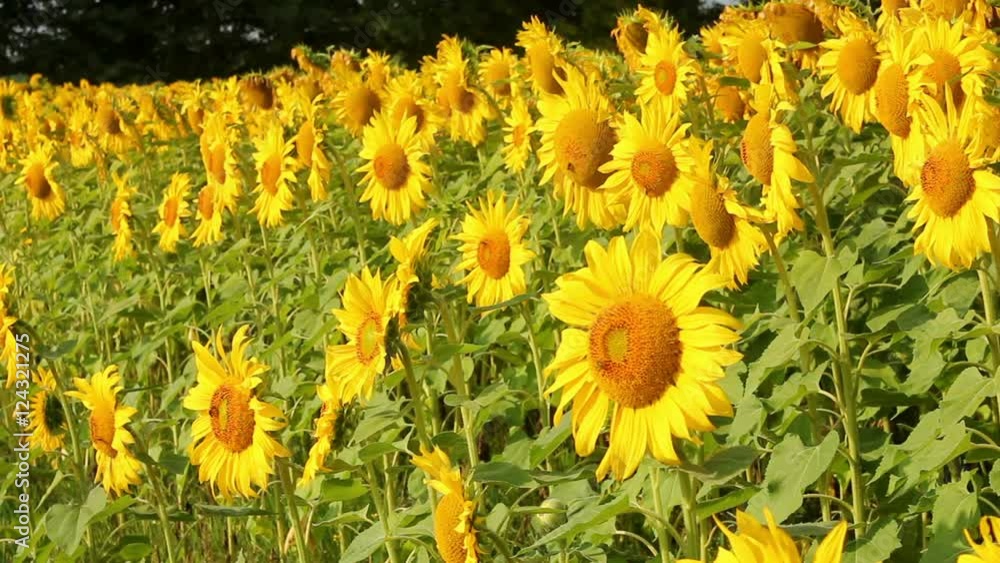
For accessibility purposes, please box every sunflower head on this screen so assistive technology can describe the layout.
[412,447,479,563]
[241,75,276,110]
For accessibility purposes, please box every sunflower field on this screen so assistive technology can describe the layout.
[1,0,1000,561]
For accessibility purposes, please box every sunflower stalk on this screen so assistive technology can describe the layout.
[133,431,177,563]
[330,146,368,267]
[365,462,402,563]
[278,458,309,563]
[397,342,431,449]
[986,224,1000,428]
[650,467,673,562]
[520,301,549,429]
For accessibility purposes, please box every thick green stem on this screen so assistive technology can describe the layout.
[520,302,549,428]
[678,470,700,559]
[365,463,401,563]
[330,148,368,267]
[398,344,431,449]
[650,467,672,562]
[279,459,308,563]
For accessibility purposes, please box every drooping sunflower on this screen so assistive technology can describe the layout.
[334,74,383,136]
[636,24,698,114]
[912,15,993,112]
[241,75,276,112]
[357,112,430,225]
[294,95,331,202]
[390,217,440,297]
[817,12,881,133]
[536,67,624,229]
[454,191,535,307]
[689,139,767,288]
[250,119,297,228]
[905,94,1000,270]
[192,183,224,247]
[678,510,848,563]
[763,1,826,70]
[109,170,136,262]
[544,234,741,480]
[502,95,535,174]
[297,381,341,487]
[433,36,491,145]
[517,17,567,96]
[740,80,813,240]
[411,447,480,563]
[718,20,797,103]
[386,71,435,141]
[65,365,143,496]
[93,99,138,155]
[16,141,66,221]
[961,516,1000,563]
[28,367,66,453]
[479,47,519,107]
[611,6,663,70]
[874,24,928,187]
[600,102,694,233]
[152,172,192,253]
[326,268,402,403]
[707,76,749,123]
[183,326,291,500]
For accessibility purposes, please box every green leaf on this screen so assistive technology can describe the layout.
[194,504,275,518]
[747,432,839,523]
[320,478,369,502]
[472,461,537,488]
[44,487,108,554]
[530,416,571,467]
[683,446,759,486]
[695,486,759,520]
[340,522,386,563]
[790,250,853,314]
[843,519,901,563]
[919,476,979,563]
[528,495,630,549]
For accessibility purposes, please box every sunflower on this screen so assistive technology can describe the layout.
[817,12,880,133]
[357,112,430,225]
[200,111,242,213]
[65,365,143,496]
[250,119,296,228]
[600,102,694,233]
[241,75,276,111]
[874,24,928,187]
[94,99,138,155]
[192,183,224,247]
[1,306,19,388]
[961,516,1000,563]
[326,268,402,403]
[295,95,331,201]
[183,326,291,500]
[390,217,440,296]
[689,139,767,288]
[363,50,392,92]
[611,6,663,70]
[412,447,480,563]
[28,367,66,453]
[678,510,848,563]
[912,15,993,112]
[763,1,826,70]
[152,172,192,253]
[970,99,1000,164]
[544,233,741,480]
[386,71,435,141]
[876,0,910,29]
[905,94,1000,269]
[708,76,749,123]
[334,74,383,136]
[16,141,66,221]
[536,67,624,229]
[109,170,136,262]
[718,21,797,103]
[517,17,567,96]
[434,37,490,145]
[740,81,813,240]
[502,95,534,174]
[0,262,13,298]
[454,191,535,307]
[298,382,342,487]
[636,24,699,114]
[479,47,519,106]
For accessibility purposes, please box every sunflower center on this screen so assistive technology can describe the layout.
[355,314,383,364]
[527,44,564,95]
[97,105,122,135]
[837,39,879,95]
[209,384,256,453]
[244,78,275,110]
[89,407,118,458]
[766,4,824,45]
[715,85,745,122]
[25,163,52,199]
[486,63,512,97]
[477,231,512,279]
[208,145,227,184]
[737,37,767,83]
[741,113,774,185]
[512,124,527,147]
[587,294,682,409]
[691,181,737,248]
[163,198,179,227]
[393,97,426,131]
[43,394,66,433]
[631,145,679,197]
[345,85,381,130]
[925,50,964,108]
[434,493,470,563]
[373,143,410,190]
[198,185,215,220]
[654,60,677,96]
[296,121,315,167]
[874,63,911,137]
[921,141,975,218]
[261,154,282,195]
[553,109,617,189]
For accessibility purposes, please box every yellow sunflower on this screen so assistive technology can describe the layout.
[434,37,490,146]
[818,12,881,133]
[93,99,138,155]
[363,50,393,92]
[200,111,242,213]
[183,326,291,500]
[326,268,402,403]
[912,15,993,112]
[390,217,440,295]
[874,24,928,187]
[876,0,911,30]
[357,112,430,225]
[295,95,331,202]
[740,81,813,240]
[479,47,519,106]
[297,381,341,487]
[16,141,66,221]
[600,102,694,233]
[961,516,1000,563]
[250,119,296,228]
[536,67,624,229]
[905,93,1000,269]
[109,171,136,262]
[719,21,797,103]
[517,17,567,96]
[152,172,192,253]
[454,191,535,307]
[636,24,698,114]
[544,233,741,480]
[334,74,383,136]
[411,447,480,563]
[192,183,224,247]
[0,306,17,389]
[502,95,534,174]
[65,365,143,496]
[611,6,663,70]
[708,76,749,123]
[0,262,13,298]
[386,71,435,141]
[678,510,847,563]
[28,367,66,453]
[763,1,826,70]
[689,139,767,288]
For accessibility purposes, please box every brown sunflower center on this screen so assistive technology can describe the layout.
[837,39,879,95]
[512,124,527,147]
[485,63,512,97]
[691,180,737,248]
[741,113,774,185]
[198,185,215,220]
[477,231,512,279]
[163,198,180,227]
[654,60,678,96]
[355,314,383,364]
[209,384,256,453]
[261,154,282,195]
[921,141,975,217]
[631,145,679,197]
[874,63,911,137]
[345,85,381,131]
[208,144,227,185]
[373,143,410,190]
[588,294,682,409]
[43,393,66,433]
[434,493,470,563]
[296,121,315,167]
[625,22,649,53]
[393,97,426,132]
[25,163,52,199]
[765,3,824,46]
[553,109,617,189]
[244,77,275,110]
[527,44,564,95]
[925,50,964,108]
[737,37,768,83]
[715,86,746,122]
[97,105,122,135]
[89,407,118,458]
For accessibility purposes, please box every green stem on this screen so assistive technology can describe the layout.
[986,224,1000,427]
[678,470,700,559]
[330,148,368,267]
[650,467,672,563]
[365,463,401,563]
[520,302,549,428]
[279,459,308,563]
[398,344,431,449]
[134,432,177,563]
